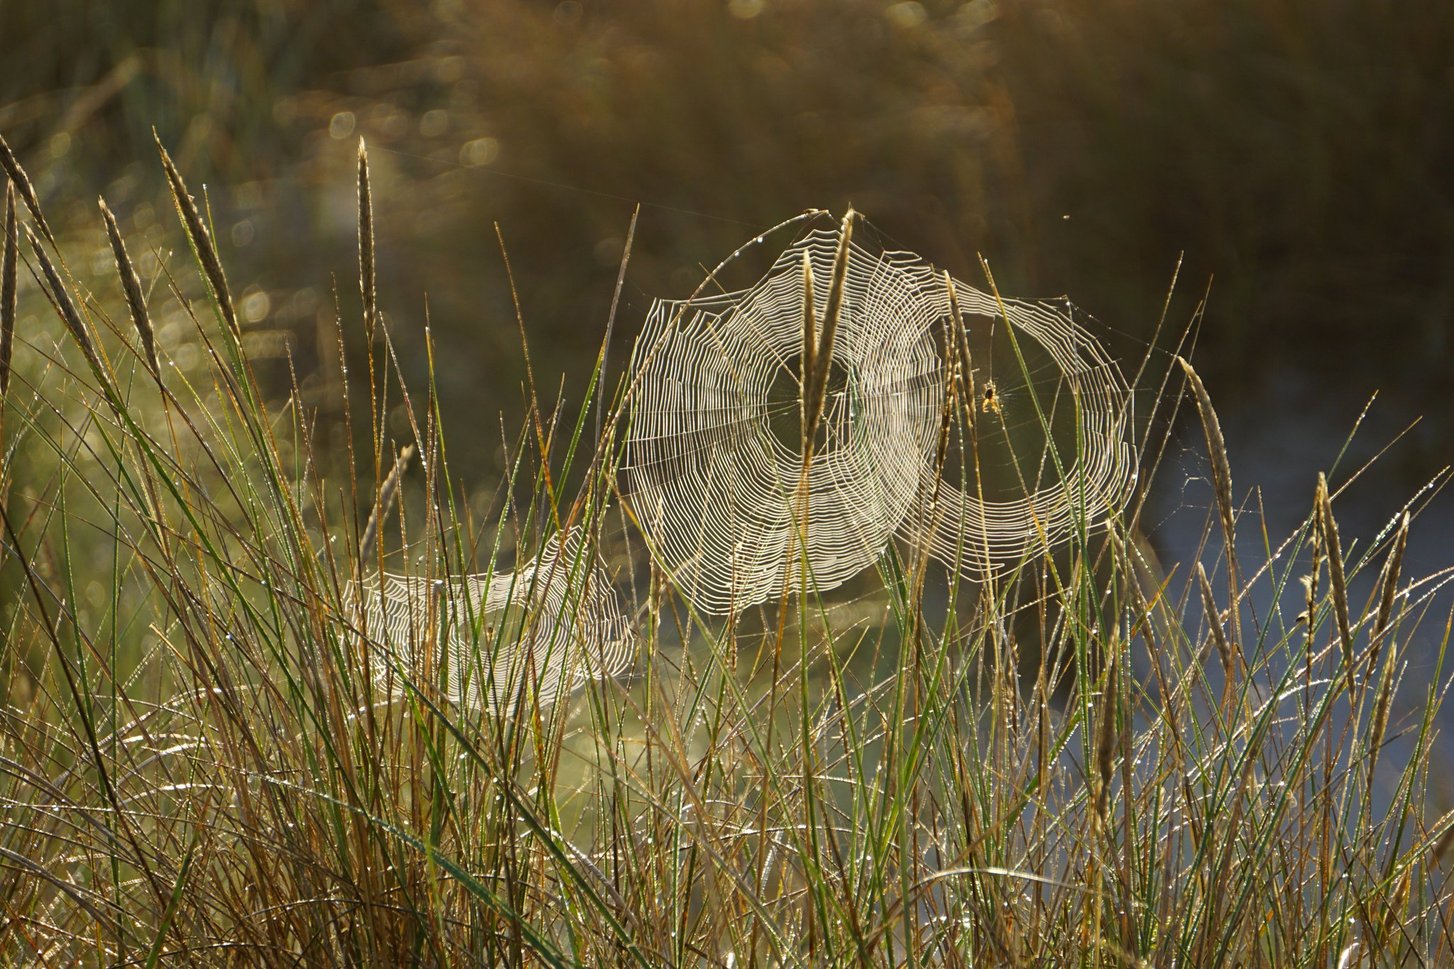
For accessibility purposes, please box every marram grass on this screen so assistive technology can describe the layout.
[1,136,1453,967]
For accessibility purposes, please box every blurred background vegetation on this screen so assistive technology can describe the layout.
[2,0,1451,548]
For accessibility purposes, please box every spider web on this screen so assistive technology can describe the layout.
[350,528,633,711]
[621,223,1137,615]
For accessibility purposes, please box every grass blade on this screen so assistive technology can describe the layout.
[0,131,55,246]
[154,133,238,339]
[1,182,15,397]
[99,196,159,380]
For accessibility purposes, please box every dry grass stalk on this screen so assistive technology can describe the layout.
[1315,472,1354,690]
[155,134,238,339]
[1301,541,1321,647]
[943,270,976,424]
[920,272,968,523]
[593,202,639,445]
[0,133,55,246]
[1369,511,1409,674]
[1365,638,1398,792]
[930,347,956,513]
[360,444,414,564]
[1093,653,1119,829]
[802,207,853,448]
[357,139,377,339]
[99,197,158,379]
[1177,356,1241,638]
[1,183,15,397]
[1196,560,1237,705]
[1363,518,1408,792]
[799,249,816,451]
[1377,869,1413,953]
[26,225,104,379]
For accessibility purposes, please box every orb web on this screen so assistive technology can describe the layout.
[622,222,1136,614]
[622,229,944,613]
[897,289,1137,571]
[351,529,633,711]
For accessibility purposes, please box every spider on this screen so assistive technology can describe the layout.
[980,380,1002,416]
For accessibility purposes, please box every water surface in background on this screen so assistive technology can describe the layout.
[1146,368,1454,788]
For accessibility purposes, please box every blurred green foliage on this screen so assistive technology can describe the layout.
[3,0,1451,480]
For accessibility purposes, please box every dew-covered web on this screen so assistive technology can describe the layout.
[903,286,1138,571]
[351,528,633,711]
[621,221,1137,615]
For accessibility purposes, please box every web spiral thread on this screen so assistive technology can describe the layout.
[350,528,633,711]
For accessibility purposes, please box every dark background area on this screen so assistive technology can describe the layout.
[3,0,1451,570]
